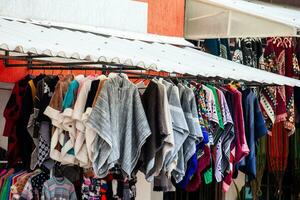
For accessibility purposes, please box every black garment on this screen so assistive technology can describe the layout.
[139,80,168,178]
[240,38,263,69]
[61,165,83,199]
[16,74,45,168]
[36,75,59,122]
[220,87,235,118]
[106,170,137,200]
[0,147,6,160]
[31,167,50,198]
[84,79,100,110]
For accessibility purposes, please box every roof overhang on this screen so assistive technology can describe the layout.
[185,0,300,39]
[1,17,300,87]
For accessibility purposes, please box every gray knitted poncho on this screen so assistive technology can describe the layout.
[87,75,151,178]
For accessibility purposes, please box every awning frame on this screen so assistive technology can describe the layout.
[0,50,286,87]
[185,0,300,39]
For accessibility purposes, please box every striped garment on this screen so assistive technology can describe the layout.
[214,88,234,183]
[87,74,151,178]
[41,177,77,200]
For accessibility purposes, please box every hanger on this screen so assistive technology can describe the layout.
[273,37,283,47]
[283,37,292,48]
[228,80,241,89]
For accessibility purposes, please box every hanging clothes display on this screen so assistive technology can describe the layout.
[211,36,300,199]
[0,66,281,200]
[261,37,299,193]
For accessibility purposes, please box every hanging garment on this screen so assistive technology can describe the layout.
[214,88,234,183]
[240,38,262,68]
[0,171,16,199]
[203,39,220,57]
[250,136,267,200]
[185,145,211,192]
[284,38,299,135]
[41,176,77,200]
[72,77,94,168]
[3,75,33,167]
[84,76,107,165]
[20,168,50,200]
[202,84,220,145]
[220,39,231,60]
[232,39,244,65]
[290,87,300,196]
[11,169,42,199]
[27,75,59,170]
[153,79,189,192]
[239,88,268,181]
[44,74,74,163]
[151,81,174,178]
[37,76,59,169]
[60,75,85,165]
[223,85,249,191]
[37,122,53,169]
[172,83,202,183]
[175,83,206,189]
[226,85,249,177]
[9,170,26,199]
[87,74,151,178]
[18,74,46,169]
[177,84,211,190]
[264,38,289,192]
[139,80,171,181]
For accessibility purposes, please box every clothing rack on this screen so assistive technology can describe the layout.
[26,66,276,87]
[1,54,276,87]
[0,160,23,164]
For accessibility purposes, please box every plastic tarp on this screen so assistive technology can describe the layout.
[185,0,300,39]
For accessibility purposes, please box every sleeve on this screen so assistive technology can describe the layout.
[189,90,203,140]
[72,81,90,121]
[20,179,33,200]
[44,82,64,128]
[69,185,77,200]
[86,81,112,177]
[41,182,49,200]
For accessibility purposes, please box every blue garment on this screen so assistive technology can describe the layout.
[201,127,209,146]
[239,89,267,181]
[204,39,220,56]
[177,143,200,189]
[62,80,79,110]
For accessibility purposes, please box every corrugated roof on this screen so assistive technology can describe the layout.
[1,17,300,86]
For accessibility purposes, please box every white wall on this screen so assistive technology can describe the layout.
[0,0,148,33]
[136,172,163,200]
[225,173,245,200]
[0,82,13,150]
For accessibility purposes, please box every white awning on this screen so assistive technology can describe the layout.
[1,17,300,87]
[185,0,300,39]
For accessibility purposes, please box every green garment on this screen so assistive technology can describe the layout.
[206,84,224,129]
[0,174,13,200]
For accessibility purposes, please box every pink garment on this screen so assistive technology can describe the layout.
[186,145,211,192]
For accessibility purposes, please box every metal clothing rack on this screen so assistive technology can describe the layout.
[0,50,277,87]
